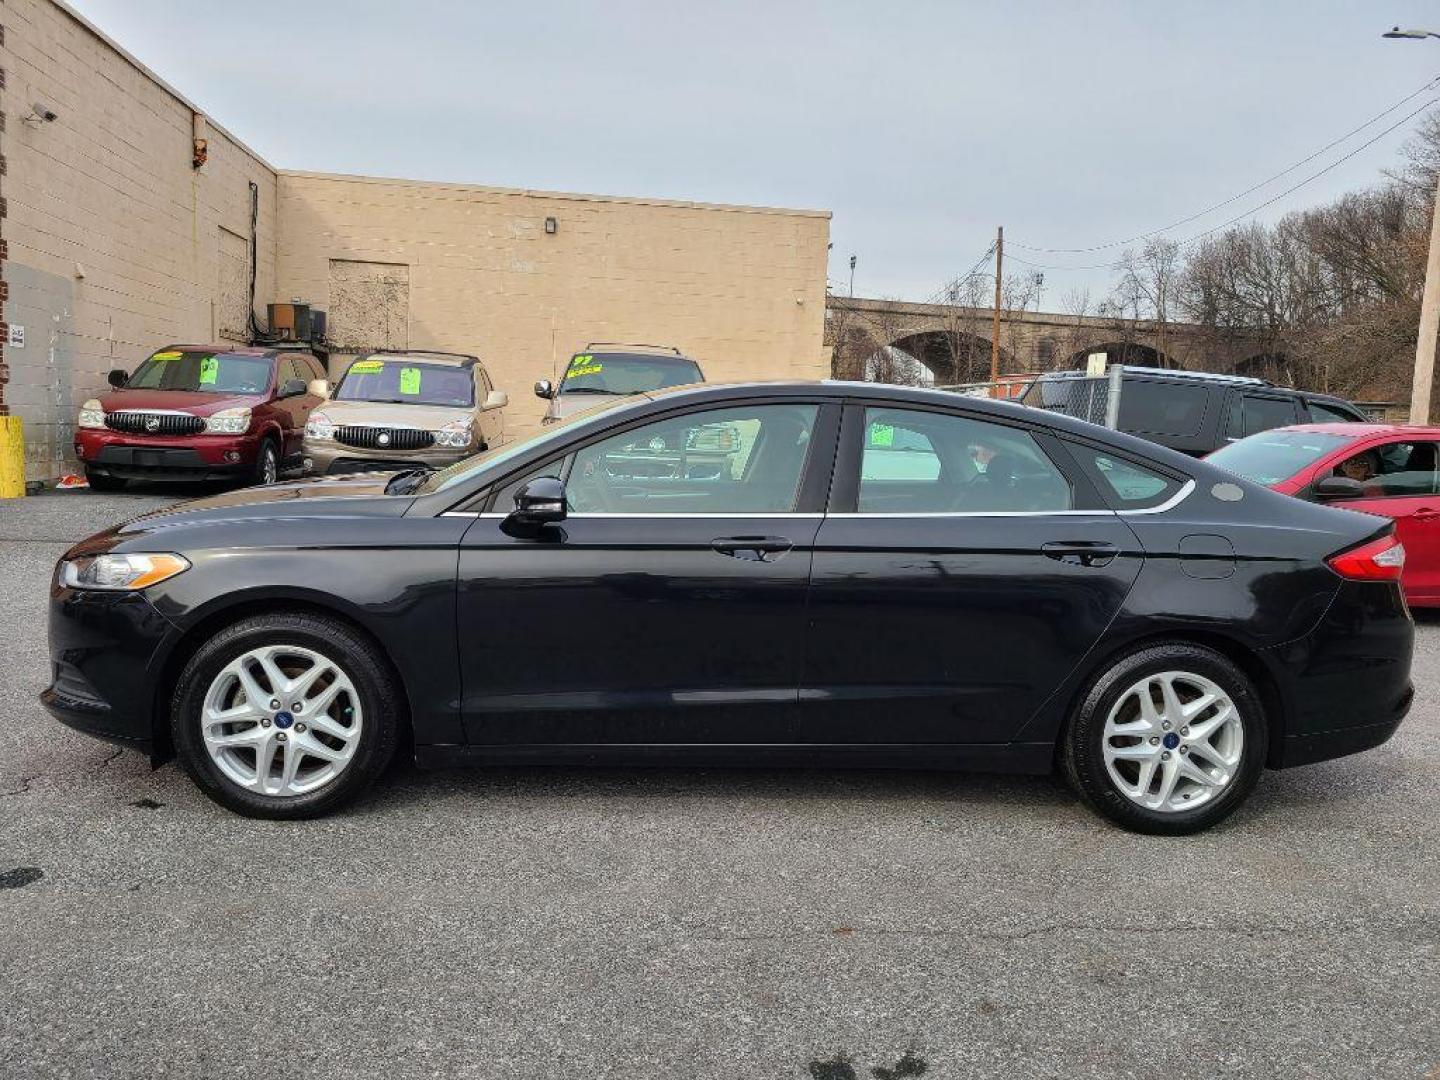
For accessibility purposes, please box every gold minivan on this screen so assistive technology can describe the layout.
[303,350,507,475]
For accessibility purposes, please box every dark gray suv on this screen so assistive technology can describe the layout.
[534,343,703,423]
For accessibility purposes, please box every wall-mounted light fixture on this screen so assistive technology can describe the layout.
[192,112,208,169]
[544,217,558,235]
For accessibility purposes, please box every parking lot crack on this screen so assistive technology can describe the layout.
[1,774,41,798]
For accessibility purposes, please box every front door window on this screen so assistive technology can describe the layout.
[566,403,819,514]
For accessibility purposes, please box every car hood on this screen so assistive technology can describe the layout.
[114,474,412,534]
[98,388,266,416]
[316,400,472,428]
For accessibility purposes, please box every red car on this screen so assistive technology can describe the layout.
[74,345,327,490]
[1207,423,1440,606]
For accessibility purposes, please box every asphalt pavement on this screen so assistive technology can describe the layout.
[1,487,1437,1079]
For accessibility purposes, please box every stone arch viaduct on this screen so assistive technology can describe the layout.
[826,296,1270,384]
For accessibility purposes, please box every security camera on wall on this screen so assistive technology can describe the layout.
[30,102,59,123]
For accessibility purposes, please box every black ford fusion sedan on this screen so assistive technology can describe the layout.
[43,381,1413,833]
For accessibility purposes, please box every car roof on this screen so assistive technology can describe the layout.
[157,343,286,357]
[1266,422,1435,438]
[361,350,477,367]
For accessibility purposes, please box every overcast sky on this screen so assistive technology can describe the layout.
[70,0,1440,308]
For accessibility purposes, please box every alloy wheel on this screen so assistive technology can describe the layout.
[199,644,363,798]
[261,446,278,485]
[1101,670,1244,813]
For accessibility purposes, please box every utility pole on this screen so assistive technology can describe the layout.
[990,226,1004,385]
[1412,174,1440,422]
[1381,27,1440,422]
[849,254,857,298]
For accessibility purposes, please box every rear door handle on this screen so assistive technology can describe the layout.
[712,535,793,562]
[1042,541,1120,568]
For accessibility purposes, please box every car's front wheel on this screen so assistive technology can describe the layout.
[171,612,402,818]
[1063,642,1266,834]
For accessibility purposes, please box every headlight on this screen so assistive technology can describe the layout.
[204,407,252,434]
[306,411,335,441]
[433,419,473,448]
[78,399,107,429]
[61,553,190,591]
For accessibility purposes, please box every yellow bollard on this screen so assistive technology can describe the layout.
[0,415,25,498]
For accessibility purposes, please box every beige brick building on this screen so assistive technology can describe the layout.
[1,0,830,481]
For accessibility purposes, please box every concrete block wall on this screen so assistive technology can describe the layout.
[277,173,830,438]
[2,0,278,481]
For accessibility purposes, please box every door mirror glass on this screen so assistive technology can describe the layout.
[507,476,567,529]
[483,389,509,411]
[280,378,308,398]
[1314,476,1363,500]
[307,378,331,400]
[107,369,128,388]
[534,379,554,400]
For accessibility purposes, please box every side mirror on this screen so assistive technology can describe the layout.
[107,369,128,388]
[483,389,509,411]
[307,378,331,400]
[506,476,567,530]
[1314,476,1364,500]
[280,378,308,398]
[534,379,554,400]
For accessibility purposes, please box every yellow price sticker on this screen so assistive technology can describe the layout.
[152,351,183,361]
[349,359,384,374]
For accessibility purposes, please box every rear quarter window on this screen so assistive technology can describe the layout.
[1116,380,1209,438]
[1066,443,1187,510]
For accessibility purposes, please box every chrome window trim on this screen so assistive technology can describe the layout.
[1116,478,1195,515]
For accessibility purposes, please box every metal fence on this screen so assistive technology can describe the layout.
[936,368,1122,429]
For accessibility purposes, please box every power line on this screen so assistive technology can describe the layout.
[1010,74,1440,257]
[927,242,997,304]
[1005,95,1440,274]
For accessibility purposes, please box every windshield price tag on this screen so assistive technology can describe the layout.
[398,367,422,395]
[198,356,219,385]
[568,354,603,378]
[350,360,384,375]
[869,423,895,447]
[152,351,182,361]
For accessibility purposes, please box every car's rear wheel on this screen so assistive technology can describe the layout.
[171,612,402,818]
[1063,642,1266,834]
[84,469,126,491]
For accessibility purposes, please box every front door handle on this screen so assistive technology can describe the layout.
[1042,541,1119,568]
[711,535,793,562]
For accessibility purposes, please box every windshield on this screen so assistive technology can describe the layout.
[1207,431,1354,485]
[559,352,702,396]
[125,350,271,394]
[335,358,474,407]
[415,396,638,495]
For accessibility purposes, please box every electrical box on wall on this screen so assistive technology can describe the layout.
[268,302,327,343]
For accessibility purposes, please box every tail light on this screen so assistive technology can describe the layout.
[1327,534,1406,582]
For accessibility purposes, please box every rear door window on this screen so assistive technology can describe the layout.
[1116,380,1209,437]
[856,408,1071,513]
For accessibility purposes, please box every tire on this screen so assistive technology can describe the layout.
[171,612,402,819]
[85,469,127,492]
[250,438,279,486]
[1062,642,1266,835]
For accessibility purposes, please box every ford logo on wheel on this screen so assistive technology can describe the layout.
[145,417,161,432]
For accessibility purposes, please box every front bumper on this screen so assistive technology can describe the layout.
[305,439,472,475]
[76,428,260,481]
[39,580,175,751]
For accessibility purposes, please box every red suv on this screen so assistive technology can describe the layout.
[74,345,327,490]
